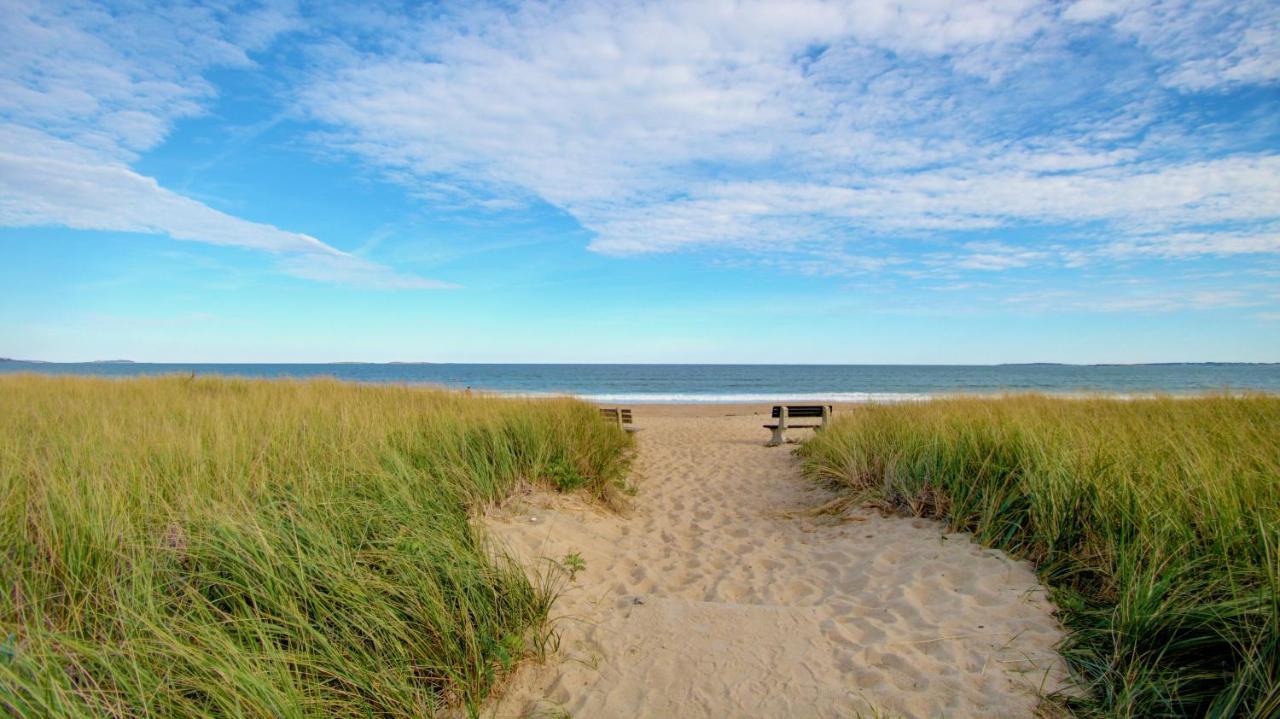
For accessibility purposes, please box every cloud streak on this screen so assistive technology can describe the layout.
[0,152,332,254]
[0,0,445,289]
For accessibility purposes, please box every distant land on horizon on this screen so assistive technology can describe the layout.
[1,359,1277,367]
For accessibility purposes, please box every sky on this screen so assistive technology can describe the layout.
[1,0,1278,364]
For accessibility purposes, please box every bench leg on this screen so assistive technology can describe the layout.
[766,425,786,447]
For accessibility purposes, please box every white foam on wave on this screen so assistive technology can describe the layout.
[487,389,1226,403]
[572,392,937,404]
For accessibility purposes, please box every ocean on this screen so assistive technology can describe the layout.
[2,362,1277,403]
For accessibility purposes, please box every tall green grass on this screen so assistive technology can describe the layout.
[799,395,1280,717]
[0,374,631,717]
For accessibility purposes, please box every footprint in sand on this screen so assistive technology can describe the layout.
[485,408,1073,719]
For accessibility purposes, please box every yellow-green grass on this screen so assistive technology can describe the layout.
[799,395,1279,717]
[0,374,632,717]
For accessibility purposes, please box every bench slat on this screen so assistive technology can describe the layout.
[770,405,831,418]
[599,407,635,425]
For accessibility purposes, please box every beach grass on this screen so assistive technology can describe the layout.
[798,395,1280,718]
[0,374,632,717]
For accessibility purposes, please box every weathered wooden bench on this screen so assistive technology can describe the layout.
[599,407,640,433]
[764,405,832,446]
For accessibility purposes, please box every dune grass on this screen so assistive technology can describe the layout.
[0,374,632,717]
[798,395,1280,717]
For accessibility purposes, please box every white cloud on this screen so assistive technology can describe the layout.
[299,0,1280,266]
[1099,228,1280,259]
[0,0,268,162]
[1064,0,1280,90]
[0,152,332,254]
[952,242,1048,271]
[1005,287,1263,313]
[5,0,1276,295]
[0,0,444,289]
[276,252,458,290]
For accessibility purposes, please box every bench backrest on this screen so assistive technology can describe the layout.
[599,407,633,424]
[771,405,831,418]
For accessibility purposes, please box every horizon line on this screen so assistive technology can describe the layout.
[3,359,1277,368]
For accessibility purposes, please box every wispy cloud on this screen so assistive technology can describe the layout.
[298,0,1280,270]
[0,151,331,254]
[3,0,1276,300]
[276,252,457,290]
[1097,228,1280,259]
[1064,0,1280,90]
[1005,287,1266,313]
[0,0,445,289]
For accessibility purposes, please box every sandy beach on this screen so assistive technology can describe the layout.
[485,405,1073,718]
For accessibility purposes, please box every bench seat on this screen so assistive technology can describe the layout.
[600,407,640,433]
[765,405,832,446]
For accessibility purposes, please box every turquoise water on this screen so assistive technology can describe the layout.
[2,362,1277,403]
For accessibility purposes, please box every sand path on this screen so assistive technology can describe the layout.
[485,407,1071,718]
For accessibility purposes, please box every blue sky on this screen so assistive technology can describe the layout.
[1,0,1278,363]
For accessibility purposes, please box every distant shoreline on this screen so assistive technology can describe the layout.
[4,361,1278,399]
[3,359,1276,367]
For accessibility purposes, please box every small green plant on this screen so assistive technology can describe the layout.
[546,457,588,491]
[561,552,586,581]
[492,633,525,673]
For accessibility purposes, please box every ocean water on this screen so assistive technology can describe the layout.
[2,362,1277,403]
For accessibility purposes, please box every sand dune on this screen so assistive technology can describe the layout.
[485,406,1071,718]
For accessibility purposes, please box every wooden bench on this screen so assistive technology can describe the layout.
[764,405,832,446]
[599,407,640,433]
